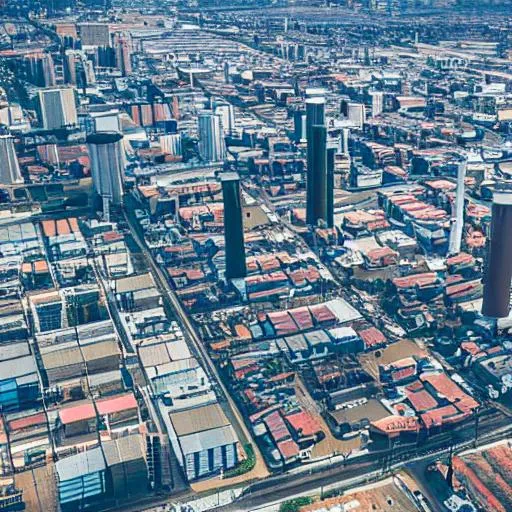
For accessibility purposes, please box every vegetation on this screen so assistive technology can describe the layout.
[279,497,313,512]
[223,443,256,478]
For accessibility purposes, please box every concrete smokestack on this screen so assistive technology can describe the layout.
[482,190,512,318]
[307,124,328,226]
[221,172,246,279]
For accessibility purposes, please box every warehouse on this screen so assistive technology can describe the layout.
[167,403,239,481]
[56,447,106,512]
[0,342,40,412]
[102,434,149,500]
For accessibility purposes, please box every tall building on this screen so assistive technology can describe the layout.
[86,132,125,222]
[221,173,246,279]
[482,189,512,318]
[215,104,235,136]
[307,125,329,227]
[370,91,384,117]
[293,109,306,143]
[64,50,96,88]
[38,88,77,130]
[113,32,132,77]
[347,102,366,129]
[24,53,56,87]
[0,135,23,184]
[326,143,337,229]
[306,97,328,226]
[159,134,182,157]
[198,111,226,162]
[448,160,466,255]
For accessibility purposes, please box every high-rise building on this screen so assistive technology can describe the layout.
[0,134,23,185]
[113,32,132,77]
[24,53,56,87]
[370,91,384,117]
[326,142,337,229]
[86,132,125,222]
[482,189,512,318]
[448,160,466,255]
[38,88,77,130]
[221,172,246,279]
[159,134,182,157]
[306,97,327,226]
[340,127,350,156]
[307,125,329,227]
[215,104,235,136]
[198,111,226,162]
[347,102,366,129]
[64,50,96,88]
[293,109,306,143]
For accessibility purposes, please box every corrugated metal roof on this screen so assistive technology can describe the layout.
[56,447,105,481]
[115,273,155,294]
[169,403,230,437]
[179,425,237,455]
[102,434,144,465]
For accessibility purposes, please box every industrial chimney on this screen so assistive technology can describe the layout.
[221,172,246,279]
[482,189,512,318]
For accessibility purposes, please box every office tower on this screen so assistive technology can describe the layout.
[221,173,246,279]
[326,143,336,229]
[86,132,125,222]
[370,91,384,117]
[347,102,366,128]
[340,127,350,156]
[448,160,467,255]
[63,50,78,85]
[24,53,56,87]
[38,88,77,130]
[293,109,306,143]
[198,111,226,162]
[306,97,327,226]
[113,32,132,77]
[482,189,512,318]
[159,134,182,157]
[0,135,23,184]
[96,45,117,68]
[215,104,235,136]
[223,61,230,84]
[78,23,110,47]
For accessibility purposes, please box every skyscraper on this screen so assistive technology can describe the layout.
[24,53,56,87]
[306,97,328,226]
[198,111,226,162]
[482,189,512,318]
[159,134,182,157]
[370,91,384,117]
[215,104,235,136]
[86,132,125,222]
[221,172,246,279]
[326,143,337,229]
[0,135,23,185]
[347,102,366,129]
[113,32,132,77]
[38,88,78,130]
